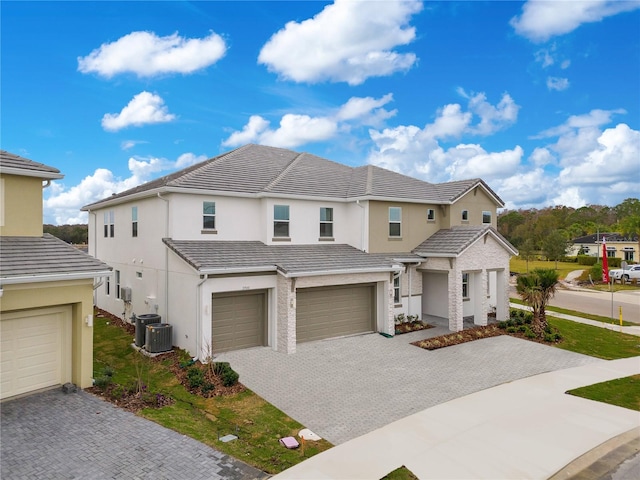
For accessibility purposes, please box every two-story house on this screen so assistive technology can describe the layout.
[83,144,516,358]
[0,151,111,399]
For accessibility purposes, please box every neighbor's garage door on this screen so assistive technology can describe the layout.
[0,306,71,400]
[297,284,375,343]
[212,290,266,353]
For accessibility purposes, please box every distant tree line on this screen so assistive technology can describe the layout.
[498,198,640,264]
[44,224,88,244]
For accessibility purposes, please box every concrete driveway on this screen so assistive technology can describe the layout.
[0,388,266,480]
[216,329,602,445]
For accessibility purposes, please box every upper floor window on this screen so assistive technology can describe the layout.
[427,209,435,221]
[131,206,138,237]
[461,210,469,222]
[462,273,469,299]
[320,207,333,238]
[104,210,114,237]
[203,201,216,230]
[274,205,290,237]
[482,211,491,224]
[389,207,402,237]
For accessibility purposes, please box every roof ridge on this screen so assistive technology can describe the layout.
[263,151,305,192]
[365,165,373,195]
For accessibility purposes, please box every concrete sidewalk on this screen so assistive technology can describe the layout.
[510,302,640,337]
[273,357,640,480]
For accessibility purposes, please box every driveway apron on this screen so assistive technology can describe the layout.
[1,389,266,480]
[217,332,602,445]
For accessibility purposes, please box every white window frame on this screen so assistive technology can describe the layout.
[393,275,401,304]
[319,207,333,238]
[105,276,110,296]
[389,207,402,237]
[274,205,290,238]
[461,209,469,222]
[203,201,216,230]
[462,273,469,300]
[482,211,491,224]
[115,270,121,300]
[427,209,435,221]
[132,206,138,237]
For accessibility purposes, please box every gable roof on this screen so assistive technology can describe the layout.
[0,150,63,180]
[413,225,518,257]
[572,232,638,244]
[0,234,112,285]
[162,239,403,277]
[83,144,504,209]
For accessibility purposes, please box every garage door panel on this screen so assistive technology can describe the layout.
[297,284,375,343]
[0,306,71,400]
[212,291,266,353]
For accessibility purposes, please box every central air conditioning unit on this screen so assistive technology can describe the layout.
[145,323,173,353]
[134,314,161,347]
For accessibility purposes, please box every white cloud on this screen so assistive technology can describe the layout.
[43,153,207,224]
[78,31,226,78]
[223,93,397,148]
[441,144,523,181]
[423,104,472,140]
[533,108,626,138]
[529,147,555,167]
[511,0,640,43]
[467,92,519,135]
[258,0,422,85]
[102,91,176,132]
[121,140,148,150]
[547,76,570,91]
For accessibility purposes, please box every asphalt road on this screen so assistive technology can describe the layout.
[509,285,640,324]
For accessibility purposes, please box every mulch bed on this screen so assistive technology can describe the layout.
[395,321,435,335]
[411,324,503,350]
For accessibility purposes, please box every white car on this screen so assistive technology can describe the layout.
[610,264,640,281]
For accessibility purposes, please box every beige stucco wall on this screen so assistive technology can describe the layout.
[368,201,442,253]
[0,174,44,236]
[0,280,95,388]
[447,188,498,229]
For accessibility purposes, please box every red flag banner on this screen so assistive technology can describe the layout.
[602,237,609,283]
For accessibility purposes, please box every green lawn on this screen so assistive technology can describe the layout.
[509,258,582,279]
[568,375,640,411]
[548,316,640,360]
[92,313,332,475]
[510,298,639,326]
[381,466,419,480]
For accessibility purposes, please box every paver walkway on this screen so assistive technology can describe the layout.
[217,330,601,445]
[273,356,640,480]
[0,388,267,480]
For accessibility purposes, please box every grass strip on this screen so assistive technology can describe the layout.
[510,298,638,326]
[567,375,640,411]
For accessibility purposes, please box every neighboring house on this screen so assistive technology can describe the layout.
[0,151,111,400]
[569,232,638,263]
[82,144,516,358]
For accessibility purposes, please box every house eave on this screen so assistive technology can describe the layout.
[0,270,113,285]
[0,167,64,180]
[198,265,278,276]
[280,265,403,278]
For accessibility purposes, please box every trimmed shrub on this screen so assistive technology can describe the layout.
[214,362,240,387]
[94,375,112,389]
[506,326,517,333]
[577,255,598,266]
[186,367,205,389]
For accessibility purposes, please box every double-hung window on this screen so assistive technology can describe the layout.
[389,207,402,237]
[393,275,401,304]
[320,207,333,238]
[482,211,492,224]
[274,205,290,237]
[462,273,469,299]
[104,211,114,237]
[203,201,216,230]
[115,270,121,300]
[132,207,138,237]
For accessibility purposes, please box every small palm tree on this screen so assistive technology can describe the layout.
[516,268,559,335]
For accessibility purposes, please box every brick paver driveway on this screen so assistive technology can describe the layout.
[217,330,602,445]
[1,389,266,480]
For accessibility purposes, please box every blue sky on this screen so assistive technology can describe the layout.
[2,0,639,225]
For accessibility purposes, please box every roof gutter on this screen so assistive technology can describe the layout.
[198,265,278,276]
[0,167,63,180]
[279,265,403,279]
[1,270,113,285]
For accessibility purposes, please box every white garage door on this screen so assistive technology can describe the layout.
[1,306,71,400]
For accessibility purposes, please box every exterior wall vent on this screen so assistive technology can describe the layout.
[145,323,173,353]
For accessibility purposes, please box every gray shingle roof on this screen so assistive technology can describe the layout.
[0,150,63,179]
[162,239,402,276]
[413,225,517,257]
[0,234,112,283]
[83,144,504,209]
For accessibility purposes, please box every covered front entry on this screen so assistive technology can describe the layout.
[0,305,72,399]
[296,284,375,343]
[211,290,267,353]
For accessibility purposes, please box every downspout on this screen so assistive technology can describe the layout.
[196,274,207,361]
[356,200,366,252]
[407,265,412,317]
[158,193,170,323]
[88,209,98,305]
